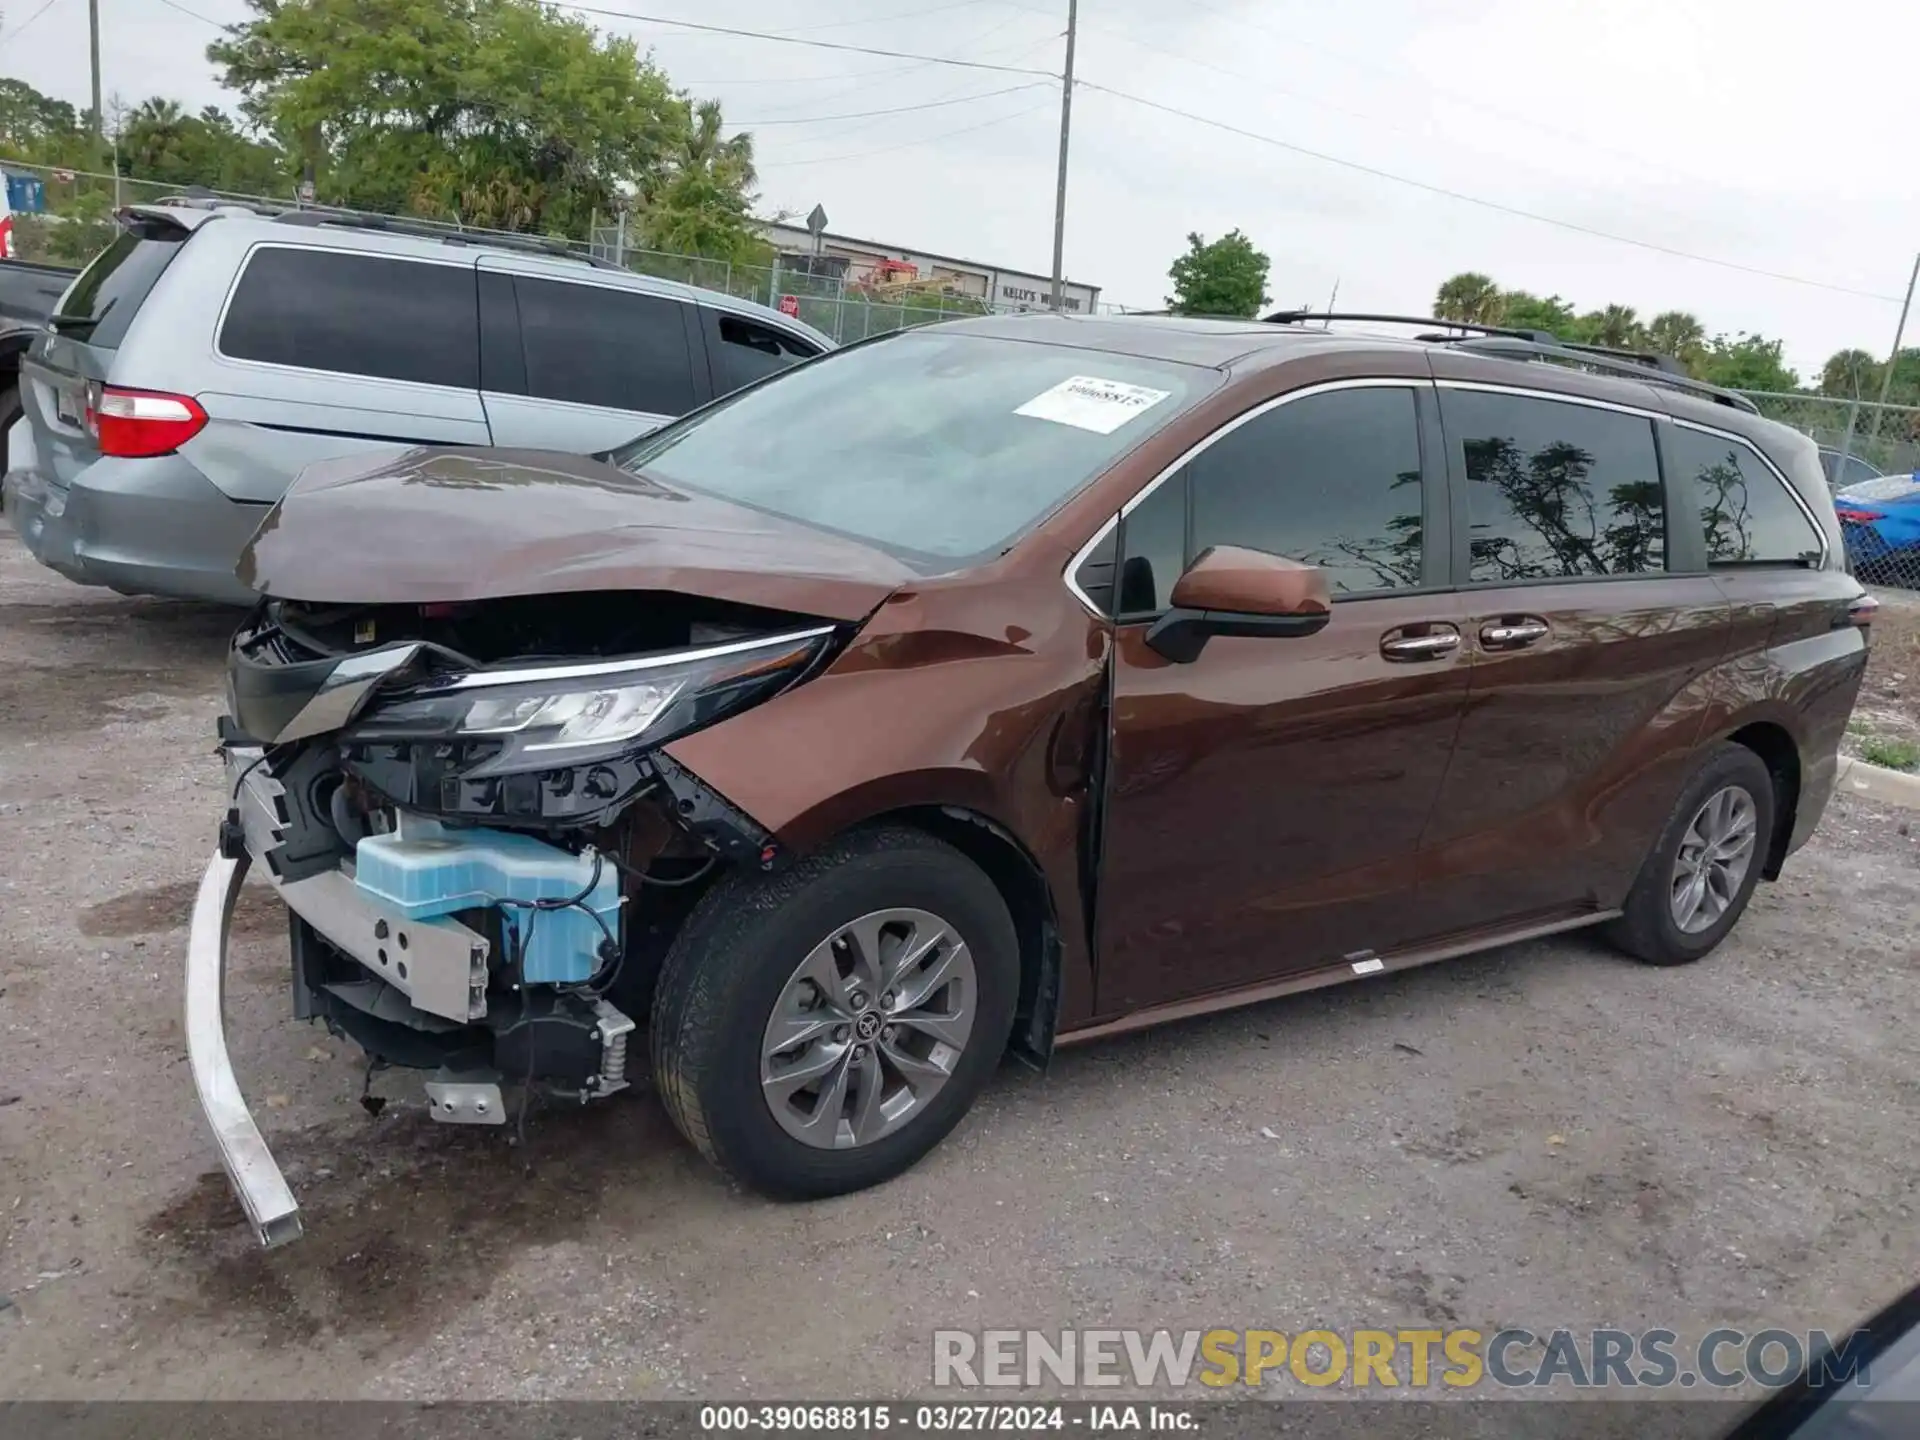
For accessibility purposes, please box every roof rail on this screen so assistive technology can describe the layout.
[268,208,618,268]
[1261,310,1757,415]
[1446,336,1759,413]
[1262,309,1554,342]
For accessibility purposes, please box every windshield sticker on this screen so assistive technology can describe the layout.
[1014,376,1173,435]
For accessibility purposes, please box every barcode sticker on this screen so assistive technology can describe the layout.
[1014,375,1172,434]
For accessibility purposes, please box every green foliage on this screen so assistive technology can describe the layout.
[118,98,287,195]
[1432,272,1800,388]
[1167,229,1270,318]
[1646,311,1706,371]
[639,98,767,268]
[207,0,746,245]
[1859,736,1920,772]
[13,191,119,265]
[1498,291,1577,337]
[1434,272,1502,325]
[1697,333,1797,392]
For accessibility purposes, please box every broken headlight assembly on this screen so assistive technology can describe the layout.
[339,627,837,822]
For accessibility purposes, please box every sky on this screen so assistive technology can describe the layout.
[3,0,1916,381]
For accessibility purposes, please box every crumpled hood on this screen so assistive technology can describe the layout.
[237,447,918,622]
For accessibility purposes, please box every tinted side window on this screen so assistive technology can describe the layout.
[1444,391,1665,581]
[219,248,478,388]
[1666,427,1824,565]
[1188,387,1426,596]
[707,311,819,395]
[1116,472,1188,617]
[515,277,696,415]
[54,225,186,349]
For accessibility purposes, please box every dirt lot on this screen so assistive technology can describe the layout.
[1847,587,1920,768]
[1,526,1917,1405]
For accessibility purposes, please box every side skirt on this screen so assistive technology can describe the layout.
[1054,907,1620,1047]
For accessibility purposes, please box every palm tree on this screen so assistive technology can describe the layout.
[1434,272,1503,325]
[1647,311,1706,370]
[1591,304,1644,350]
[679,97,756,191]
[1820,348,1880,399]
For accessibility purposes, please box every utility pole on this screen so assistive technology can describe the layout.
[1863,250,1920,453]
[87,0,103,141]
[1048,0,1077,313]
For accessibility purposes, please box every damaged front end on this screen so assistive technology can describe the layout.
[188,590,843,1245]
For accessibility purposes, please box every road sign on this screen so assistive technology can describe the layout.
[806,204,828,236]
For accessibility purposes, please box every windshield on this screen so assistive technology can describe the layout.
[615,330,1214,568]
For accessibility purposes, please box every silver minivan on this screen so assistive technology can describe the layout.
[2,203,830,603]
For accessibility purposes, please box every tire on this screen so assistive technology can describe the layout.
[1605,742,1775,966]
[650,825,1019,1199]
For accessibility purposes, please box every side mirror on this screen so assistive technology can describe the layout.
[1145,546,1332,663]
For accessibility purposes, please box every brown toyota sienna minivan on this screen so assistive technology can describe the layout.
[191,312,1874,1245]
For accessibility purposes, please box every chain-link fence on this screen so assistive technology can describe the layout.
[584,225,995,343]
[1734,391,1920,592]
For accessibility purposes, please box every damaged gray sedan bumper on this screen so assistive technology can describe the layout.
[186,849,303,1248]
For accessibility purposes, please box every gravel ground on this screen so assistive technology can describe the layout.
[1,526,1916,1405]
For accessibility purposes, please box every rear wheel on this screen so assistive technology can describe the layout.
[650,826,1018,1198]
[1606,742,1774,966]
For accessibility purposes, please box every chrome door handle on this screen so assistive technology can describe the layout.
[1381,630,1461,661]
[1479,619,1550,648]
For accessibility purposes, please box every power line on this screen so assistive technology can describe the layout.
[554,2,1057,77]
[1175,0,1722,191]
[735,82,1048,127]
[712,24,1059,123]
[760,99,1051,168]
[151,0,231,25]
[3,0,68,40]
[1078,80,1905,303]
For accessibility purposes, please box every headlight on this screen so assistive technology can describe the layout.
[345,626,835,777]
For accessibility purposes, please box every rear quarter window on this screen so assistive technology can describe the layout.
[1666,426,1825,566]
[218,247,480,390]
[51,223,188,349]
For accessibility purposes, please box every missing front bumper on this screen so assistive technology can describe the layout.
[185,849,303,1248]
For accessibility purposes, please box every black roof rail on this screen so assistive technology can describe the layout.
[1261,310,1757,415]
[1262,309,1557,343]
[1447,337,1759,414]
[267,208,619,268]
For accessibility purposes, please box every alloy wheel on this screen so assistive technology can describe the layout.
[760,907,978,1150]
[1669,785,1759,934]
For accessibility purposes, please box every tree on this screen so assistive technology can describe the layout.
[1499,291,1577,339]
[1646,311,1706,371]
[206,0,704,238]
[1166,230,1270,318]
[639,97,769,267]
[1583,304,1644,350]
[1435,272,1503,325]
[1697,333,1797,393]
[118,98,286,195]
[1820,349,1880,398]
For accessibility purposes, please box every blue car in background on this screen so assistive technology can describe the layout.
[1834,470,1920,587]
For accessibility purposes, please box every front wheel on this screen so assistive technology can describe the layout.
[1605,742,1775,966]
[650,826,1019,1198]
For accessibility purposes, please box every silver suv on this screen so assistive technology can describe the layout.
[2,203,830,604]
